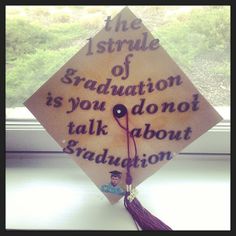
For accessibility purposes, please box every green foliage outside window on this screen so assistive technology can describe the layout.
[6,6,230,107]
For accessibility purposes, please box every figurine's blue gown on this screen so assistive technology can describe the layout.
[100,183,125,196]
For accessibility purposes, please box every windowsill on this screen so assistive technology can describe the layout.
[6,153,230,230]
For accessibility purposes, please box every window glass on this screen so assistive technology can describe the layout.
[6,6,230,119]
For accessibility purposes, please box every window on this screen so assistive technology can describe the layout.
[6,6,230,154]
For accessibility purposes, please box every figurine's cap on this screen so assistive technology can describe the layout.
[109,170,122,178]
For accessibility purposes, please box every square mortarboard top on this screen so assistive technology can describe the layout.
[110,170,122,178]
[23,7,223,204]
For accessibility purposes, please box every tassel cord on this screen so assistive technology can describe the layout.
[113,112,140,230]
[113,114,138,161]
[113,106,172,231]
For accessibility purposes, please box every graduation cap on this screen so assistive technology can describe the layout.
[24,7,222,230]
[109,170,122,178]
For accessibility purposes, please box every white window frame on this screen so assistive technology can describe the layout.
[6,106,230,156]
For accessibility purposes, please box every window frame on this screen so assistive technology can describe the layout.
[6,106,230,155]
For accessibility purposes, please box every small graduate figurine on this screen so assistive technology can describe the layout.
[100,170,125,196]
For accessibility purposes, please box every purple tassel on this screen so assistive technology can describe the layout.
[124,190,172,231]
[113,105,172,231]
